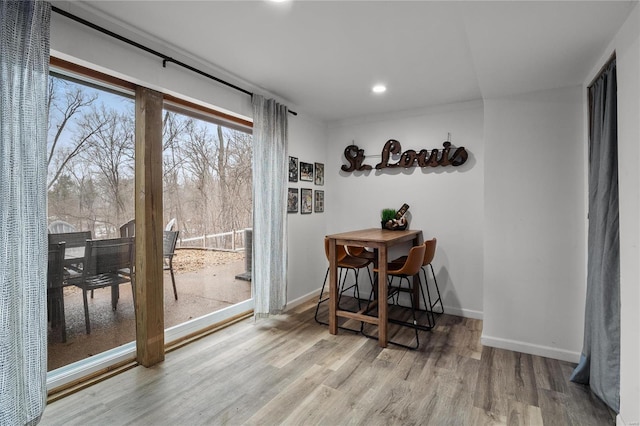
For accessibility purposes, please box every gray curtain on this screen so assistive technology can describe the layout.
[251,95,288,317]
[0,1,51,424]
[570,59,620,412]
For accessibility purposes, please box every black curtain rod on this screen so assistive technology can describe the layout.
[587,51,616,90]
[51,5,297,116]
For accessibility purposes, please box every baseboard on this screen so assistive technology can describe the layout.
[284,289,485,322]
[442,305,483,320]
[285,289,319,312]
[481,334,581,363]
[616,413,639,426]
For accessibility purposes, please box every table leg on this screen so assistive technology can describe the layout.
[412,274,421,310]
[412,234,422,309]
[328,239,338,335]
[378,246,388,347]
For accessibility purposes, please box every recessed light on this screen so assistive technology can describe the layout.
[372,84,387,94]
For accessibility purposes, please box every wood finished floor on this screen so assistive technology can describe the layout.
[40,298,614,425]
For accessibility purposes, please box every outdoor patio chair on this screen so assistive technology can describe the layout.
[119,219,135,237]
[118,219,136,288]
[48,231,92,270]
[67,237,135,334]
[48,220,76,234]
[48,241,67,342]
[164,230,179,300]
[165,218,176,231]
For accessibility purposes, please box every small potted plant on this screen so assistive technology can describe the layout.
[381,208,396,230]
[381,204,410,230]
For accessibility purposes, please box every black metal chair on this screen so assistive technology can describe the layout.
[47,241,67,342]
[118,219,136,285]
[165,218,177,231]
[119,219,135,238]
[48,231,92,268]
[48,220,76,234]
[164,230,179,300]
[49,230,93,301]
[67,237,135,334]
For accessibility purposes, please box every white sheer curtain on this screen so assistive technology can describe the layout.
[251,95,288,317]
[0,1,50,424]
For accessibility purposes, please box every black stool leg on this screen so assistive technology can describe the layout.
[315,267,362,333]
[427,264,444,314]
[314,267,331,324]
[419,268,437,328]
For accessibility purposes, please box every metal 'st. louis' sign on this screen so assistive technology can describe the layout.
[341,139,468,172]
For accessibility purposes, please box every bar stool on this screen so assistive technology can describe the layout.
[363,242,426,349]
[419,238,443,315]
[315,238,373,332]
[390,237,443,323]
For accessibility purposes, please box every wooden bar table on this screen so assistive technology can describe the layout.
[326,228,423,347]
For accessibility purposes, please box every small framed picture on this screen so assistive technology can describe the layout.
[314,162,324,186]
[288,156,298,182]
[300,162,313,182]
[314,190,324,213]
[287,188,298,213]
[300,188,313,214]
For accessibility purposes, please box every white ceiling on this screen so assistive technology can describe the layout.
[60,1,635,122]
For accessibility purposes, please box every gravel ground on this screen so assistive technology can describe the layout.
[172,249,245,272]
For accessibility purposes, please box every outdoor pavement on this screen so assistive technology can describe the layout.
[47,257,250,371]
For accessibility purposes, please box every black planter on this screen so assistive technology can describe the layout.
[381,220,407,231]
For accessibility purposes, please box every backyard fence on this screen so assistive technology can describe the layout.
[177,228,251,252]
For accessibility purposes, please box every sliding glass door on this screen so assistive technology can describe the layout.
[161,104,253,340]
[47,72,135,371]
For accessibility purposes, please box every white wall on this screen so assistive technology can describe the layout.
[286,115,329,307]
[587,4,640,426]
[482,86,586,362]
[615,11,640,422]
[327,101,485,318]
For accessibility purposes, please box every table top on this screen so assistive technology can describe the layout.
[326,228,422,246]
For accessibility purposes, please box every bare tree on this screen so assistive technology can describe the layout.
[47,77,102,190]
[214,125,230,228]
[227,129,253,229]
[181,120,215,235]
[213,126,252,232]
[47,74,254,247]
[162,111,191,232]
[80,106,135,233]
